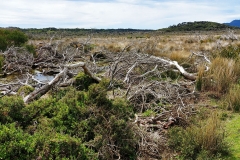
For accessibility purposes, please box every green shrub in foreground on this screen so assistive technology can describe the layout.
[0,96,25,123]
[0,80,137,159]
[0,123,97,160]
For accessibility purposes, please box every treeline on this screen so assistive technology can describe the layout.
[19,27,154,39]
[161,21,238,32]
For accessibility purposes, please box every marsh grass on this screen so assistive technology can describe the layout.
[203,57,237,94]
[196,65,206,91]
[223,84,240,112]
[168,113,229,159]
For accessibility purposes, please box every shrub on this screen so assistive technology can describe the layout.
[0,123,97,160]
[0,123,34,160]
[0,28,28,51]
[92,97,136,159]
[24,44,36,57]
[34,132,97,160]
[219,45,240,59]
[142,109,156,117]
[84,44,95,53]
[74,72,98,90]
[17,85,34,97]
[1,79,137,159]
[87,78,110,106]
[0,96,25,123]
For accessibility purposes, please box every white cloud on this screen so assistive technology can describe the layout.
[0,0,239,29]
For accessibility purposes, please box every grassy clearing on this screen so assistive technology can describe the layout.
[225,113,240,159]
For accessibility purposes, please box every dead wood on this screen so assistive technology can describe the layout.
[23,62,101,103]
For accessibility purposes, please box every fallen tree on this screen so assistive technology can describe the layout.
[23,62,101,103]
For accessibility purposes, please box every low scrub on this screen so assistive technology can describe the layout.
[218,44,240,59]
[0,80,137,159]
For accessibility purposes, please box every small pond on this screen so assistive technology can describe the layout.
[34,70,55,83]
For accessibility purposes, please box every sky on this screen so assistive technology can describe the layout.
[0,0,239,29]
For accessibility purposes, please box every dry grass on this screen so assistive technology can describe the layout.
[195,113,225,153]
[168,50,191,63]
[203,57,237,94]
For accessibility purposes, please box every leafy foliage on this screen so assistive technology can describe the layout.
[0,96,25,123]
[0,79,137,159]
[24,44,36,56]
[74,72,98,90]
[17,85,34,97]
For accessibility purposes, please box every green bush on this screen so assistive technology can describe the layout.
[87,78,110,106]
[74,72,98,90]
[24,44,36,56]
[0,123,97,160]
[0,123,34,160]
[0,96,25,123]
[1,79,137,159]
[17,85,34,97]
[0,28,28,51]
[0,55,4,73]
[219,45,240,59]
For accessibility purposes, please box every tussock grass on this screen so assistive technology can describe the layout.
[203,57,237,94]
[168,113,229,159]
[168,50,191,63]
[223,84,240,112]
[196,65,206,91]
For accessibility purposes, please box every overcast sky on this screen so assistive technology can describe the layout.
[0,0,239,29]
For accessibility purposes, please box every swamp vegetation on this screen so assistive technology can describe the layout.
[1,26,240,159]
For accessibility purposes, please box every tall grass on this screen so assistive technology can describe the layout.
[223,84,240,112]
[203,57,237,94]
[168,113,228,159]
[196,65,206,91]
[168,51,190,63]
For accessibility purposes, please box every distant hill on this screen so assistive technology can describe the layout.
[160,21,236,32]
[224,20,240,28]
